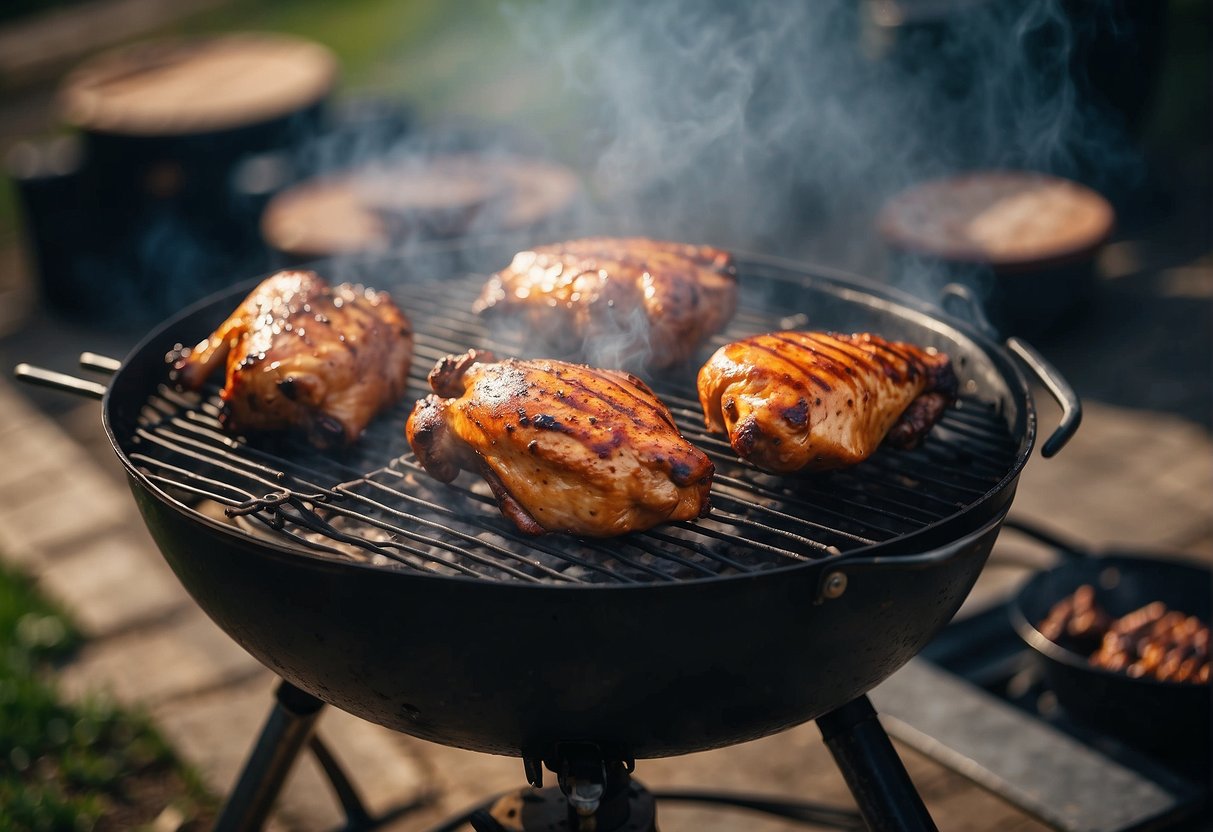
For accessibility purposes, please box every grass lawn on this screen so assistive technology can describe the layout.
[0,561,216,831]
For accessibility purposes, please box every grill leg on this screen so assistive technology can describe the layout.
[214,680,325,832]
[816,695,937,832]
[213,680,432,831]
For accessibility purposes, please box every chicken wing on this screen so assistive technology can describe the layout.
[474,237,737,370]
[406,349,713,537]
[697,332,957,473]
[174,270,413,448]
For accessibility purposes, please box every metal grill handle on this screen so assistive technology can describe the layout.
[1005,338,1081,457]
[940,282,998,338]
[13,363,107,400]
[939,283,1080,458]
[80,352,121,374]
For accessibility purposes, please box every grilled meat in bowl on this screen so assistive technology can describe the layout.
[406,349,714,537]
[174,269,413,448]
[474,237,737,371]
[697,332,957,473]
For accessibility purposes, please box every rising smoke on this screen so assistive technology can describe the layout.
[499,0,1140,269]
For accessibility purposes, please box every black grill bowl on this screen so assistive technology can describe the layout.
[99,241,1062,762]
[132,474,1004,760]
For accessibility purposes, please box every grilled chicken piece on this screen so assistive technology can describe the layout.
[474,237,738,370]
[698,332,957,473]
[406,349,713,537]
[174,270,413,448]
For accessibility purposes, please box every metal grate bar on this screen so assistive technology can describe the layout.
[134,457,456,575]
[369,467,643,583]
[271,501,503,579]
[302,493,567,582]
[641,529,758,573]
[247,514,393,563]
[711,472,925,536]
[684,515,820,560]
[375,464,701,582]
[135,455,262,504]
[708,487,878,547]
[342,477,613,582]
[135,426,335,502]
[151,413,582,581]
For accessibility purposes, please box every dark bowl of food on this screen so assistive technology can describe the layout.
[1006,520,1211,759]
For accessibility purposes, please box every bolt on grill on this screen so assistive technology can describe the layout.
[127,268,1019,584]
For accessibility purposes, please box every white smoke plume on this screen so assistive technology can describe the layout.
[498,0,1139,269]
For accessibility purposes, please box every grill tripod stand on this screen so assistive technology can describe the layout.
[214,680,936,831]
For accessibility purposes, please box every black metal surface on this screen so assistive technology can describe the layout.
[86,240,1053,758]
[477,775,656,832]
[215,681,429,832]
[214,681,324,832]
[817,696,936,832]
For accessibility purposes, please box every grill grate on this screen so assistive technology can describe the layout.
[127,270,1020,584]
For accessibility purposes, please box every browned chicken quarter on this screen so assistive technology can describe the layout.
[406,349,714,537]
[697,332,957,473]
[173,270,413,448]
[474,237,738,370]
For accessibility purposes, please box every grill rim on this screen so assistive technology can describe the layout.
[102,243,1039,589]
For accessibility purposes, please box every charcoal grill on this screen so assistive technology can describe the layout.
[17,238,1080,831]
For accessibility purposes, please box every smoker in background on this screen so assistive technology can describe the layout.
[7,33,340,327]
[257,150,584,265]
[877,170,1116,338]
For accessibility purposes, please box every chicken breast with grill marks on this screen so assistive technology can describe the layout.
[406,349,714,537]
[174,270,413,448]
[697,332,957,474]
[474,237,738,370]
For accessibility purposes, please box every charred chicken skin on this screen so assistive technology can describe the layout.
[474,237,738,370]
[406,349,713,537]
[174,270,413,448]
[697,332,957,473]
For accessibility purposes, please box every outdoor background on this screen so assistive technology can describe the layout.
[0,1,1208,830]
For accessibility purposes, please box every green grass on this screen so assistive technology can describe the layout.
[155,0,571,126]
[0,562,215,832]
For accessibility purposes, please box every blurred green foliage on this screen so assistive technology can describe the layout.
[165,0,570,128]
[0,562,214,832]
